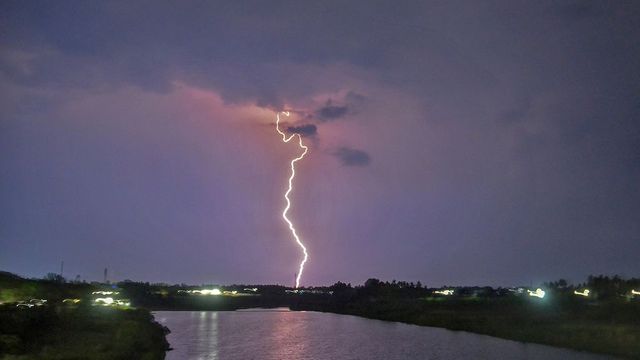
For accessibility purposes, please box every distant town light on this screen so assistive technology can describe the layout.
[16,299,47,308]
[92,291,119,295]
[631,290,640,296]
[527,288,546,299]
[434,289,454,296]
[115,299,131,307]
[63,298,81,303]
[182,288,222,295]
[94,297,114,306]
[574,289,590,297]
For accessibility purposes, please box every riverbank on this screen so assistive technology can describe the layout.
[2,271,638,358]
[0,305,170,359]
[291,296,640,359]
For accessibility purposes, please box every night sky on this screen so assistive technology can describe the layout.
[1,1,639,287]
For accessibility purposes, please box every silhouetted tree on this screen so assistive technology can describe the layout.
[44,273,65,283]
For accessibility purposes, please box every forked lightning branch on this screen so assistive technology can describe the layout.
[275,112,309,288]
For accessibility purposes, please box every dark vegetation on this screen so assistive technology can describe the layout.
[290,277,640,359]
[0,272,169,359]
[2,271,639,358]
[117,281,290,311]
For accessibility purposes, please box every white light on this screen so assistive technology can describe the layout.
[92,291,119,295]
[434,289,454,296]
[631,290,640,296]
[94,297,114,306]
[527,288,546,299]
[189,289,221,295]
[275,111,309,288]
[574,289,590,297]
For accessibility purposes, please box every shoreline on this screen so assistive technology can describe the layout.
[289,299,639,359]
[2,272,638,359]
[152,304,636,358]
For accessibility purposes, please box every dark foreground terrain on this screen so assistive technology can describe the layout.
[0,306,169,360]
[0,272,169,359]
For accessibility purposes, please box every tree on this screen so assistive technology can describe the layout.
[44,273,65,283]
[364,278,382,288]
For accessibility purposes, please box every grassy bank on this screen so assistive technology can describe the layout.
[291,294,640,358]
[0,305,169,360]
[0,271,170,359]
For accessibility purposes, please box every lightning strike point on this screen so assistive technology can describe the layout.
[275,111,309,288]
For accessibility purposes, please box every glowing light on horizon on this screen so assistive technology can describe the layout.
[115,299,131,306]
[275,111,309,288]
[632,290,640,296]
[574,289,590,297]
[434,289,454,296]
[183,288,221,295]
[92,291,119,295]
[94,297,114,306]
[527,288,546,299]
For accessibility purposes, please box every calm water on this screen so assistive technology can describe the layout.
[155,309,609,360]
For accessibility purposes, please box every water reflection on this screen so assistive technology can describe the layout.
[196,311,218,360]
[158,311,219,360]
[156,310,609,360]
[263,311,308,359]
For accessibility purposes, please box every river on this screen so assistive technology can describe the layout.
[155,308,608,359]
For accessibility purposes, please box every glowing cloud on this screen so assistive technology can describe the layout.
[275,111,309,288]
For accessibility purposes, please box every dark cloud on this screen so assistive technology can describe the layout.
[2,1,640,285]
[316,102,349,121]
[287,124,317,137]
[333,147,371,167]
[314,93,367,122]
[344,91,366,105]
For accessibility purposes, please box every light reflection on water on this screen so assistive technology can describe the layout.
[155,309,610,360]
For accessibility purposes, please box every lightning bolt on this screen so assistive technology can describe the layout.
[275,111,309,288]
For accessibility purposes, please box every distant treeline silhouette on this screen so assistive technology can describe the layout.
[1,270,639,357]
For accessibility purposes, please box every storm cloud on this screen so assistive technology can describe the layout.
[316,102,349,121]
[1,1,639,286]
[287,124,317,137]
[333,147,371,167]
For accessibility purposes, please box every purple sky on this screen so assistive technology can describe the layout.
[1,1,639,287]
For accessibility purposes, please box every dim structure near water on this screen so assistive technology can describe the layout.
[155,309,608,360]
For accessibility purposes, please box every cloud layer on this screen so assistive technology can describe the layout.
[1,1,639,286]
